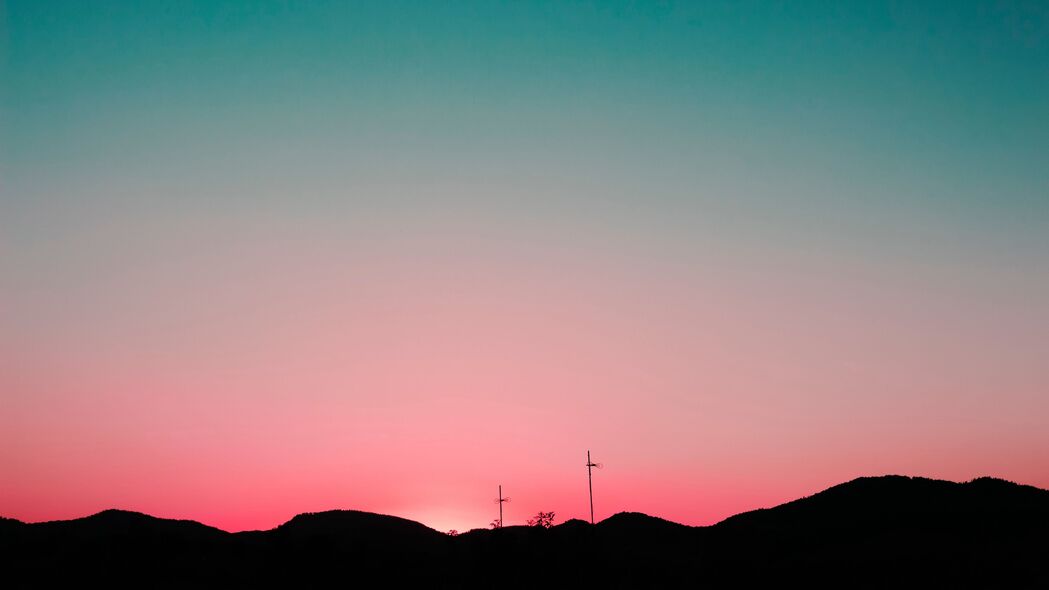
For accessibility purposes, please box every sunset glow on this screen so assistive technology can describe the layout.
[2,1,1047,533]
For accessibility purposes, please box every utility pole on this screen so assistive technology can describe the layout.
[495,485,510,528]
[586,450,601,524]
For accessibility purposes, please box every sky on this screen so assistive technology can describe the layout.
[2,1,1048,533]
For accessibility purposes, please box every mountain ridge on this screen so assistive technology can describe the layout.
[9,474,1042,533]
[2,474,1047,588]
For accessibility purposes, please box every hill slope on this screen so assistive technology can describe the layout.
[2,475,1047,588]
[702,476,1049,586]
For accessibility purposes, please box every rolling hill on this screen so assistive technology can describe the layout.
[2,475,1046,588]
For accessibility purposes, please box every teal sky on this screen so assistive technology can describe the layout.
[5,2,1048,287]
[2,2,1048,531]
[6,1,1048,209]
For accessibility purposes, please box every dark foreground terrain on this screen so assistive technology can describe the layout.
[3,475,1047,588]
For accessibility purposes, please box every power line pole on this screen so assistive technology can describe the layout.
[586,450,600,524]
[495,485,510,528]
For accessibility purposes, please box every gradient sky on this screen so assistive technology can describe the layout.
[2,1,1048,533]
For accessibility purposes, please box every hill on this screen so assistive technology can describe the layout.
[703,476,1049,586]
[2,475,1047,588]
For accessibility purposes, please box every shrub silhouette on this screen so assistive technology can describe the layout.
[526,511,556,528]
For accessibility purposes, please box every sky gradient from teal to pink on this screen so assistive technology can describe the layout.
[2,1,1048,533]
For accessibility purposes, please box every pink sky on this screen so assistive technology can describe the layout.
[3,198,1047,533]
[5,0,1049,535]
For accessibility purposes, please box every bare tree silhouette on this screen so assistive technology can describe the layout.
[526,511,556,528]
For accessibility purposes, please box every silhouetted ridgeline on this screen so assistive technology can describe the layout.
[2,476,1047,588]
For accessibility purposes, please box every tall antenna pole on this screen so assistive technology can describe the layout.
[587,450,596,524]
[495,485,510,528]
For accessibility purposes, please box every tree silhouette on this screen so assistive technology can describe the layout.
[526,511,556,528]
[489,518,501,529]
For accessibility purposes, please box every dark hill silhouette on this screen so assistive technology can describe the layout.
[274,508,444,541]
[716,475,1049,532]
[0,516,25,531]
[3,509,232,587]
[554,517,590,528]
[32,508,228,539]
[2,475,1047,588]
[598,510,690,532]
[704,475,1049,587]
